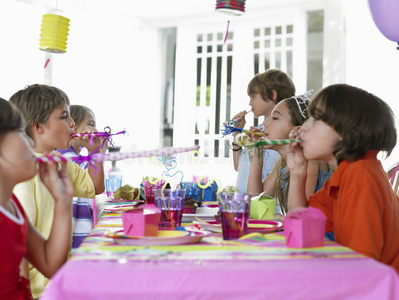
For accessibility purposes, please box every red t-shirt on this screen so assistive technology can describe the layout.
[0,194,33,300]
[309,151,399,272]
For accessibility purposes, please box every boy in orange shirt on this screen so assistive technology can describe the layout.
[287,84,399,272]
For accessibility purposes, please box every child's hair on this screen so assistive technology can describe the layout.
[247,69,296,103]
[9,84,70,138]
[269,96,310,214]
[70,105,95,128]
[0,97,24,141]
[309,84,397,163]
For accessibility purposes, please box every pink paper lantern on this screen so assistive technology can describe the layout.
[368,0,399,49]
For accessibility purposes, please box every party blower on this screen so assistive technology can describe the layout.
[234,133,301,149]
[221,126,264,137]
[221,109,257,137]
[37,146,200,165]
[72,127,126,147]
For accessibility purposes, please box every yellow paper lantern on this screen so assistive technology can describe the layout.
[39,14,70,53]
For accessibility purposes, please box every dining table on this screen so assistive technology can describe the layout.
[41,195,399,300]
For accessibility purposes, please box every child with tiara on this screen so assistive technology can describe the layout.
[0,98,73,299]
[287,84,399,272]
[10,84,106,298]
[247,94,331,215]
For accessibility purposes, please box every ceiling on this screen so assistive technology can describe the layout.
[14,0,304,20]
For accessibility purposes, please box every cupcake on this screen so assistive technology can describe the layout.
[183,196,198,214]
[221,185,239,193]
[113,184,139,200]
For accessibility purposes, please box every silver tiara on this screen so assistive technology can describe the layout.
[293,90,314,119]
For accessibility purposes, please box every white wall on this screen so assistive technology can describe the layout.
[0,1,44,97]
[343,0,399,169]
[0,1,164,186]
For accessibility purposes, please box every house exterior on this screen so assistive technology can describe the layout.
[1,0,398,187]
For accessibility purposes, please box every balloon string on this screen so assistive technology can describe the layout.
[224,20,230,44]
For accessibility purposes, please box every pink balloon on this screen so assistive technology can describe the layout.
[368,0,399,43]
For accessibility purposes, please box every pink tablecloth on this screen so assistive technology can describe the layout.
[42,257,399,300]
[41,198,399,300]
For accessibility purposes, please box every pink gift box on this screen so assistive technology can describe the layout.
[121,205,161,237]
[283,207,327,248]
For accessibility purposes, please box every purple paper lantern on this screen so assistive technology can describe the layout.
[368,0,399,49]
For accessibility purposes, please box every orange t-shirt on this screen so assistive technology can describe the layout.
[309,151,399,272]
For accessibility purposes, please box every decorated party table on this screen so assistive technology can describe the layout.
[41,196,399,300]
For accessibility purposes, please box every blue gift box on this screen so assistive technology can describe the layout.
[180,182,202,206]
[203,181,218,202]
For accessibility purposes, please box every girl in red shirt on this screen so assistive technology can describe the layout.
[287,84,399,272]
[0,98,74,299]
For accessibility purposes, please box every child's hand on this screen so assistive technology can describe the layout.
[287,129,308,176]
[232,111,247,129]
[78,129,102,154]
[39,153,74,204]
[248,126,264,140]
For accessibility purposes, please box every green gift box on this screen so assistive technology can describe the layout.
[250,192,276,220]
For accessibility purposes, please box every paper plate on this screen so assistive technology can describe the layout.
[103,204,136,213]
[106,198,137,203]
[247,220,283,233]
[182,207,219,222]
[107,230,207,246]
[193,220,283,234]
[182,213,217,223]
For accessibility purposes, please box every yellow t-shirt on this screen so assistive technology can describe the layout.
[13,151,95,299]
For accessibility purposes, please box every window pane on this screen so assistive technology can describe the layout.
[254,53,259,75]
[287,50,293,78]
[307,10,324,92]
[275,51,281,69]
[264,53,270,70]
[215,57,222,134]
[214,140,219,158]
